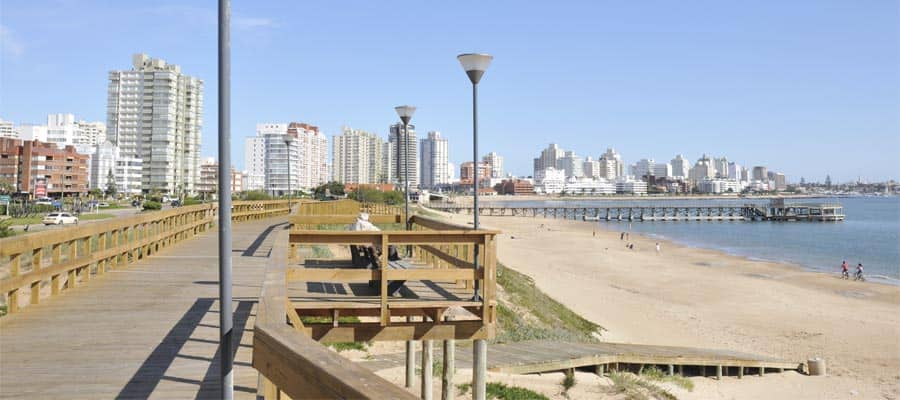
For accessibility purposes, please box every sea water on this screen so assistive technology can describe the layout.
[487,197,900,284]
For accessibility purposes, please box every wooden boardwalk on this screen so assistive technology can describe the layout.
[0,217,289,399]
[362,340,801,378]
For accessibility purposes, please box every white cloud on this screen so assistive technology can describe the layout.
[0,25,25,58]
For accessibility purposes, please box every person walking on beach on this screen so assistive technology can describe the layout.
[841,260,849,279]
[655,242,661,254]
[855,263,865,281]
[620,232,625,240]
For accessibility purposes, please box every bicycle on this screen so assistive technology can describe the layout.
[854,271,865,282]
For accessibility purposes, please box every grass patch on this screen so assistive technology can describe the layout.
[562,370,576,394]
[300,316,367,352]
[607,372,678,400]
[457,382,549,400]
[641,367,694,392]
[76,213,115,221]
[494,263,602,343]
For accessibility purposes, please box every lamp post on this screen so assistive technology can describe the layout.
[284,135,294,208]
[458,52,492,400]
[394,105,416,232]
[217,0,233,398]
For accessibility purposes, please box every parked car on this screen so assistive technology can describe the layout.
[170,199,182,207]
[42,212,78,225]
[98,202,110,207]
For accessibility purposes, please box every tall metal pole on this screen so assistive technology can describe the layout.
[217,0,234,398]
[403,121,410,231]
[472,82,480,299]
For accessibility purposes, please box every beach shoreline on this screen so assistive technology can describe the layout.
[438,211,900,399]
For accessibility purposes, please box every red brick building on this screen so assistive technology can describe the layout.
[0,138,90,198]
[459,161,492,186]
[496,179,535,195]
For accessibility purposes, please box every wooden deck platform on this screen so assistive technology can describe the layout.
[0,218,290,399]
[361,340,802,378]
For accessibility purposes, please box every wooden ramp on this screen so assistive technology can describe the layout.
[362,340,801,378]
[0,218,289,399]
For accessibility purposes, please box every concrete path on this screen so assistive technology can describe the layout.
[0,217,289,399]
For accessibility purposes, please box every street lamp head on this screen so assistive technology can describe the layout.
[457,53,493,84]
[283,135,294,144]
[395,105,416,125]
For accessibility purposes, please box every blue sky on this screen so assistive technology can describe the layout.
[1,0,898,183]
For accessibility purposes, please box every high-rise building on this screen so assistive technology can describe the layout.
[420,131,450,188]
[460,161,492,187]
[599,148,624,179]
[332,126,385,184]
[0,118,16,138]
[652,162,672,178]
[244,125,271,191]
[670,154,689,179]
[17,124,48,142]
[772,172,787,191]
[288,122,328,189]
[558,151,583,178]
[389,123,418,188]
[107,53,203,195]
[46,114,107,146]
[713,157,729,178]
[727,162,743,181]
[689,154,715,182]
[533,143,564,177]
[752,166,768,182]
[482,151,504,178]
[582,156,601,179]
[87,141,142,195]
[630,159,655,179]
[198,157,218,195]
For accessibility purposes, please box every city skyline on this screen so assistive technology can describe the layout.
[1,1,898,182]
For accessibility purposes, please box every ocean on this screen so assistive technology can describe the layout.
[486,196,900,284]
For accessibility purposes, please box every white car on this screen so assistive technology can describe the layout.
[42,212,79,225]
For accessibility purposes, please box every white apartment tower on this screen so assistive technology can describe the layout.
[482,151,503,178]
[533,143,564,177]
[288,123,329,189]
[389,123,418,188]
[332,126,385,184]
[420,131,450,188]
[599,148,624,179]
[245,124,285,191]
[107,53,203,195]
[47,113,107,146]
[670,154,690,179]
[0,118,16,138]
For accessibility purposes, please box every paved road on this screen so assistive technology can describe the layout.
[0,216,288,399]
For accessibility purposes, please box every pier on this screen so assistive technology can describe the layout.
[431,200,844,222]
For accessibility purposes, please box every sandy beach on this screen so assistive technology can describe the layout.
[433,212,900,399]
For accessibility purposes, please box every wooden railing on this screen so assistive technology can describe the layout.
[253,230,416,399]
[0,200,291,316]
[296,198,403,218]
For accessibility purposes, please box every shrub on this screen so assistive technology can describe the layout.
[142,201,162,211]
[0,220,14,238]
[607,372,678,400]
[457,382,549,400]
[242,190,271,201]
[562,370,576,393]
[183,198,201,206]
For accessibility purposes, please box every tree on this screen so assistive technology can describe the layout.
[0,180,13,194]
[313,181,345,199]
[89,188,103,198]
[105,169,117,198]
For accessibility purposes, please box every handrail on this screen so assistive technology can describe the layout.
[0,200,291,316]
[253,230,416,399]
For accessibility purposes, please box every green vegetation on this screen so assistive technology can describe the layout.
[640,367,694,392]
[0,220,14,238]
[182,198,202,206]
[313,181,346,199]
[561,369,576,394]
[0,304,6,317]
[300,316,367,351]
[240,190,272,201]
[607,372,679,400]
[494,263,602,343]
[457,382,549,400]
[348,187,403,205]
[142,201,162,211]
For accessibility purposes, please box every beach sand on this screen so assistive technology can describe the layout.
[434,212,900,399]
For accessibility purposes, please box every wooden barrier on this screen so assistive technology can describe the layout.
[253,230,416,400]
[0,200,291,316]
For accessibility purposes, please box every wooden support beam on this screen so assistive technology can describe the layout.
[422,340,433,400]
[595,364,605,376]
[442,336,455,400]
[716,365,723,380]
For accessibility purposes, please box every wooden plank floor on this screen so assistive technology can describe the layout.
[360,340,801,375]
[0,218,290,399]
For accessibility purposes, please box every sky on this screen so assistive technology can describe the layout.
[1,0,898,183]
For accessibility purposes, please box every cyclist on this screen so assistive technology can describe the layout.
[854,263,865,282]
